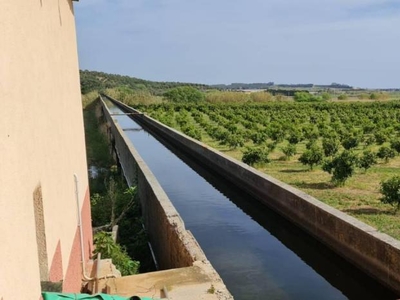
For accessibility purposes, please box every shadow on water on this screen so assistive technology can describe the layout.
[136,119,398,300]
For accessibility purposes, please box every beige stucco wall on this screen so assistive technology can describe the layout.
[0,0,91,299]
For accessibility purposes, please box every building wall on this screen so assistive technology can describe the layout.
[0,0,92,299]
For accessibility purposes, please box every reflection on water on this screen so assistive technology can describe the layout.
[104,99,398,300]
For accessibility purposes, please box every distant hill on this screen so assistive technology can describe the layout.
[80,70,211,95]
[80,70,355,95]
[213,82,353,90]
[212,82,275,90]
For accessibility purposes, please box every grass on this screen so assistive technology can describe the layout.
[215,143,400,239]
[207,284,215,294]
[83,100,113,167]
[181,115,400,239]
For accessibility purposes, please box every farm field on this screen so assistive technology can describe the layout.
[134,101,400,240]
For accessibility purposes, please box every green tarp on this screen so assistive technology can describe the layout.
[42,293,156,300]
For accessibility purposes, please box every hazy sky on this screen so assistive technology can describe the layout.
[75,0,400,88]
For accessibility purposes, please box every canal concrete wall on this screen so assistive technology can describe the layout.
[106,96,400,295]
[99,98,232,299]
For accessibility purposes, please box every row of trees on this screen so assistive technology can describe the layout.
[80,69,394,106]
[140,102,400,186]
[80,70,210,95]
[138,101,400,210]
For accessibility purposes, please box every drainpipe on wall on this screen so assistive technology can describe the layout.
[74,174,95,282]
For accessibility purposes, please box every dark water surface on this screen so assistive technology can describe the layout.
[105,100,397,300]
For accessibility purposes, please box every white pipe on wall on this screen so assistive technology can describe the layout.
[74,174,94,282]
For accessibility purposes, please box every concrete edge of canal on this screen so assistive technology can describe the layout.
[104,95,400,295]
[99,96,234,300]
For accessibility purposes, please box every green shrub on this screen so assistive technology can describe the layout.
[287,129,303,144]
[294,92,321,102]
[390,139,400,154]
[299,145,323,170]
[250,131,268,145]
[181,124,202,141]
[224,133,245,149]
[374,131,389,145]
[370,93,379,100]
[341,134,360,150]
[242,147,270,166]
[322,150,358,186]
[321,92,331,100]
[377,146,396,163]
[358,150,377,172]
[380,176,400,211]
[322,137,340,157]
[163,86,205,102]
[282,144,297,160]
[364,135,376,146]
[93,232,140,276]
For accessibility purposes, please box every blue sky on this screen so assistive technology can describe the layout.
[75,0,400,88]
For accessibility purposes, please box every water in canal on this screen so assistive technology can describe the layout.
[105,100,397,300]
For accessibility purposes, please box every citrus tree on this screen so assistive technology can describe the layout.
[380,176,400,211]
[323,150,358,186]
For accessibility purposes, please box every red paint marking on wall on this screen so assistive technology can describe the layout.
[63,187,93,292]
[49,240,63,282]
[82,187,94,258]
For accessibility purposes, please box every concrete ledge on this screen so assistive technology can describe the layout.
[106,264,231,300]
[105,95,400,295]
[99,97,232,299]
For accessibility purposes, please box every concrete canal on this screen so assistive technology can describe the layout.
[104,99,397,300]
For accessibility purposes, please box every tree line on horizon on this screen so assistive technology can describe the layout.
[80,70,357,96]
[80,70,210,95]
[80,70,397,107]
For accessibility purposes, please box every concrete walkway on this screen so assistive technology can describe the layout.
[104,263,232,300]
